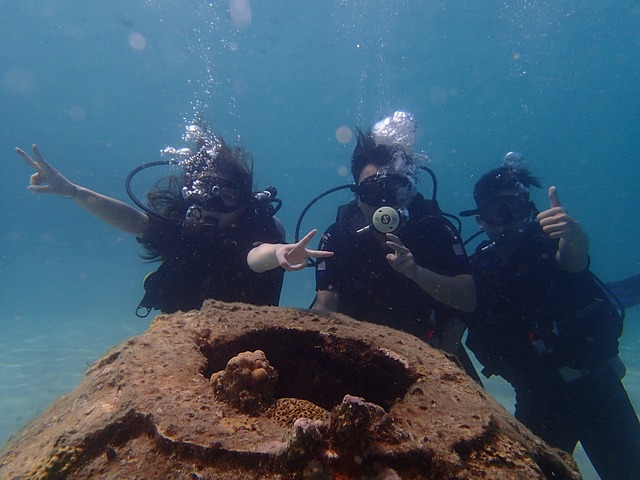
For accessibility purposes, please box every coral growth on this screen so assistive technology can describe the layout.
[28,445,82,480]
[266,397,331,427]
[328,394,406,453]
[210,349,278,413]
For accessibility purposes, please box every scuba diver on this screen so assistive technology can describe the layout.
[305,111,477,377]
[16,122,326,317]
[460,153,640,480]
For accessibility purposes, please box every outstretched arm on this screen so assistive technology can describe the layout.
[536,186,588,273]
[385,233,476,313]
[247,229,333,273]
[16,144,150,238]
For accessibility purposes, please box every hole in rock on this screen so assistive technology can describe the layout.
[199,327,417,411]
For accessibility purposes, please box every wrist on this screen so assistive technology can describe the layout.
[67,184,78,200]
[405,263,421,282]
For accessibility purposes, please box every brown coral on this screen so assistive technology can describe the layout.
[210,349,278,413]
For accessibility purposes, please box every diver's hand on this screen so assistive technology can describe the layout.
[536,186,584,241]
[538,186,589,272]
[275,229,333,271]
[16,144,77,198]
[385,233,418,279]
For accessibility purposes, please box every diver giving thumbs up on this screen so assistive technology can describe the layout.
[536,186,589,272]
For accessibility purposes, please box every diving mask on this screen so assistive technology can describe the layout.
[182,176,244,214]
[477,195,533,226]
[354,173,415,207]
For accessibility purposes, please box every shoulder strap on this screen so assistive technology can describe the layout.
[409,193,442,219]
[336,200,361,238]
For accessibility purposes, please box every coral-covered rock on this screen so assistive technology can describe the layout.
[210,349,278,413]
[0,300,581,479]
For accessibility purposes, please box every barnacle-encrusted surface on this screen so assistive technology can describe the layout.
[0,300,580,479]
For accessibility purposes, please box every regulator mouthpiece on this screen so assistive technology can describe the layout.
[357,206,405,235]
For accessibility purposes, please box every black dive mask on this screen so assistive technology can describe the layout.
[477,195,533,226]
[182,176,245,214]
[354,173,415,207]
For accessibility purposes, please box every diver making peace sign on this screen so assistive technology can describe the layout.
[16,121,329,316]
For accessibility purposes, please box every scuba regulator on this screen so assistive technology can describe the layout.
[352,172,412,235]
[295,165,462,244]
[356,206,407,235]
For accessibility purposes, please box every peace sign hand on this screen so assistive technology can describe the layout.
[275,229,333,271]
[385,233,418,279]
[16,144,77,198]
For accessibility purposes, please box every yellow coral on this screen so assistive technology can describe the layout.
[266,398,330,427]
[28,445,82,480]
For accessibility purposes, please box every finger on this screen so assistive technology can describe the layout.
[541,221,568,234]
[15,147,40,171]
[540,222,569,240]
[385,240,409,254]
[387,254,408,271]
[536,211,557,226]
[282,252,307,271]
[307,250,333,258]
[288,262,307,272]
[386,234,409,252]
[31,144,55,171]
[543,229,563,239]
[536,205,565,223]
[278,255,291,272]
[548,186,560,209]
[299,229,318,247]
[29,172,43,186]
[538,209,570,227]
[28,185,50,194]
[386,233,402,244]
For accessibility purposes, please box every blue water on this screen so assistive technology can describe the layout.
[1,2,639,478]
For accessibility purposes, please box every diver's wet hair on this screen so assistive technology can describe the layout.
[148,129,254,219]
[142,128,254,261]
[181,132,253,200]
[473,165,541,205]
[351,128,415,182]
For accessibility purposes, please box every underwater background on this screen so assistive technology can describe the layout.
[1,1,639,478]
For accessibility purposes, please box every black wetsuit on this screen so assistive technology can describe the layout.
[138,214,284,314]
[315,194,471,343]
[467,223,640,480]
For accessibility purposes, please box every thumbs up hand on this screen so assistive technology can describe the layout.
[536,186,584,241]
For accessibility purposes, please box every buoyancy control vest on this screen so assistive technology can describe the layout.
[331,194,465,338]
[467,224,624,383]
[136,214,284,316]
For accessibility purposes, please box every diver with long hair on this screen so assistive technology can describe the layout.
[16,122,328,316]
